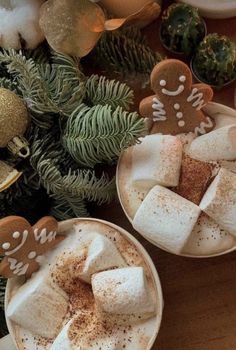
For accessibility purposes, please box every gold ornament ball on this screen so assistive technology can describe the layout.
[0,88,29,147]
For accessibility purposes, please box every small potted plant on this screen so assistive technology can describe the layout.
[191,33,236,88]
[160,3,206,56]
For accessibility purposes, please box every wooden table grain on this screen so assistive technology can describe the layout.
[95,9,236,350]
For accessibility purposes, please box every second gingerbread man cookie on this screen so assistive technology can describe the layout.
[139,59,214,135]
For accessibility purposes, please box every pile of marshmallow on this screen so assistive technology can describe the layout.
[6,225,157,349]
[129,125,236,256]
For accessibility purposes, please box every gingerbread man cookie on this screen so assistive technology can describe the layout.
[0,216,64,278]
[139,59,214,135]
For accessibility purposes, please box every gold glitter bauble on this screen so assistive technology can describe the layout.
[0,88,29,147]
[0,88,30,157]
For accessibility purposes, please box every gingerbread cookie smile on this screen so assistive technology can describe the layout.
[160,75,185,96]
[140,59,214,135]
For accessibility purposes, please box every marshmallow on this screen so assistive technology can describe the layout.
[49,319,72,350]
[200,168,236,236]
[49,312,118,350]
[50,315,118,350]
[92,267,155,315]
[187,125,236,161]
[219,160,236,174]
[131,134,183,190]
[78,234,126,283]
[183,214,235,256]
[6,272,68,338]
[133,185,201,254]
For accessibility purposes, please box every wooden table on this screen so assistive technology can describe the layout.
[95,7,236,350]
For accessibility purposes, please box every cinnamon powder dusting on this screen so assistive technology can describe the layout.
[173,155,214,204]
[66,278,127,348]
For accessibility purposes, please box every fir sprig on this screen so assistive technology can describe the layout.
[0,77,18,91]
[86,74,133,110]
[30,135,115,218]
[94,27,162,75]
[62,104,147,167]
[50,196,89,221]
[0,49,85,117]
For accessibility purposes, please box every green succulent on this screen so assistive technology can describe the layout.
[193,33,236,88]
[160,3,205,55]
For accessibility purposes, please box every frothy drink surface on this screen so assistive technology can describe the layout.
[6,220,161,350]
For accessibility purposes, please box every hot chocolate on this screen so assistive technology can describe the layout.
[117,117,236,257]
[5,219,162,350]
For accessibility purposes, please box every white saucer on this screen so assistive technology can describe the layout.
[177,0,236,19]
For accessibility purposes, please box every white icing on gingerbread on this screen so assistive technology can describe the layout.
[152,97,166,121]
[28,251,37,259]
[2,242,10,250]
[174,103,180,110]
[162,84,184,96]
[176,112,183,119]
[187,88,205,110]
[179,75,186,82]
[12,231,20,239]
[8,257,29,276]
[160,80,166,86]
[35,255,44,264]
[5,230,28,256]
[194,116,214,135]
[178,120,185,127]
[34,228,57,244]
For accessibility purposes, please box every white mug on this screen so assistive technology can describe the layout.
[0,334,17,350]
[2,218,163,350]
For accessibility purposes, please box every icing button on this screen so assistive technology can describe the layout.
[176,112,183,119]
[178,120,185,127]
[28,251,37,259]
[174,103,180,110]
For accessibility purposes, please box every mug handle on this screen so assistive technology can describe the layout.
[0,334,17,350]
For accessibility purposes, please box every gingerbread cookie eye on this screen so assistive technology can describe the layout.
[12,232,21,239]
[179,75,186,83]
[2,242,10,250]
[160,80,167,87]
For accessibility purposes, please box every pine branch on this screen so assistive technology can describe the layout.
[0,77,18,92]
[0,49,85,117]
[85,74,133,110]
[94,27,162,75]
[62,104,147,167]
[50,196,89,220]
[30,135,115,219]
